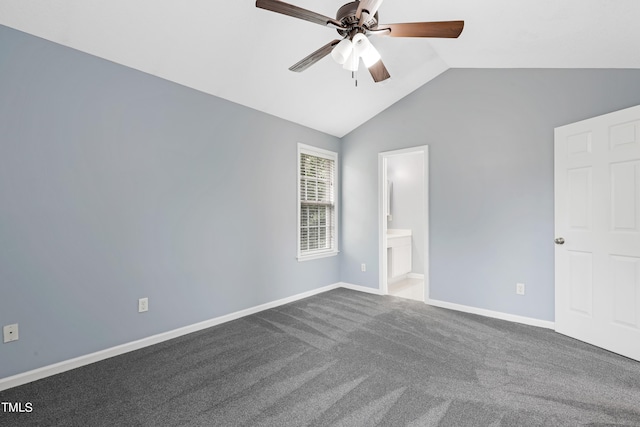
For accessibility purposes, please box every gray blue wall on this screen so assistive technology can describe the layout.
[341,68,640,322]
[0,26,340,378]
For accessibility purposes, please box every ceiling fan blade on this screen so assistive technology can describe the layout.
[377,21,464,38]
[367,59,391,83]
[289,40,341,72]
[356,0,384,25]
[256,0,344,28]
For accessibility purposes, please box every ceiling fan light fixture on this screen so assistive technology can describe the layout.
[342,49,359,71]
[352,33,370,57]
[361,42,381,68]
[331,38,353,65]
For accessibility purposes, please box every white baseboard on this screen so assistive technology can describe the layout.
[338,282,384,295]
[426,298,555,330]
[0,283,341,392]
[388,273,424,285]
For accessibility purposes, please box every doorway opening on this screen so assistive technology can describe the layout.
[378,146,429,301]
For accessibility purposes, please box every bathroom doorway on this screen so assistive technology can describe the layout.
[378,146,428,302]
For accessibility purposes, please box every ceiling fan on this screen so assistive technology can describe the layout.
[255,0,464,83]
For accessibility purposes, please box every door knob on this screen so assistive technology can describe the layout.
[554,237,565,245]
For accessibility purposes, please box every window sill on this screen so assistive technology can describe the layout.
[297,251,339,262]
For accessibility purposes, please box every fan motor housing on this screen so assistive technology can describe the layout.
[336,1,378,36]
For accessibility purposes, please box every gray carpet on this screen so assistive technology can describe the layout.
[1,288,640,426]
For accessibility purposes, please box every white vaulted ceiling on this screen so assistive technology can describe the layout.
[1,0,639,137]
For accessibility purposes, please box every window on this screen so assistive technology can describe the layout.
[297,144,338,261]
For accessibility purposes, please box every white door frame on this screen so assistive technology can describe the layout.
[378,146,429,298]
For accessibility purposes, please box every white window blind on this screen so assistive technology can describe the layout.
[297,144,338,260]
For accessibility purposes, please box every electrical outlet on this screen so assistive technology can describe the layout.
[3,323,19,343]
[516,283,525,295]
[361,263,366,272]
[138,297,149,313]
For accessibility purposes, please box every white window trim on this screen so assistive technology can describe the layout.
[297,143,339,262]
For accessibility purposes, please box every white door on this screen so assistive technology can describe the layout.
[555,105,640,361]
